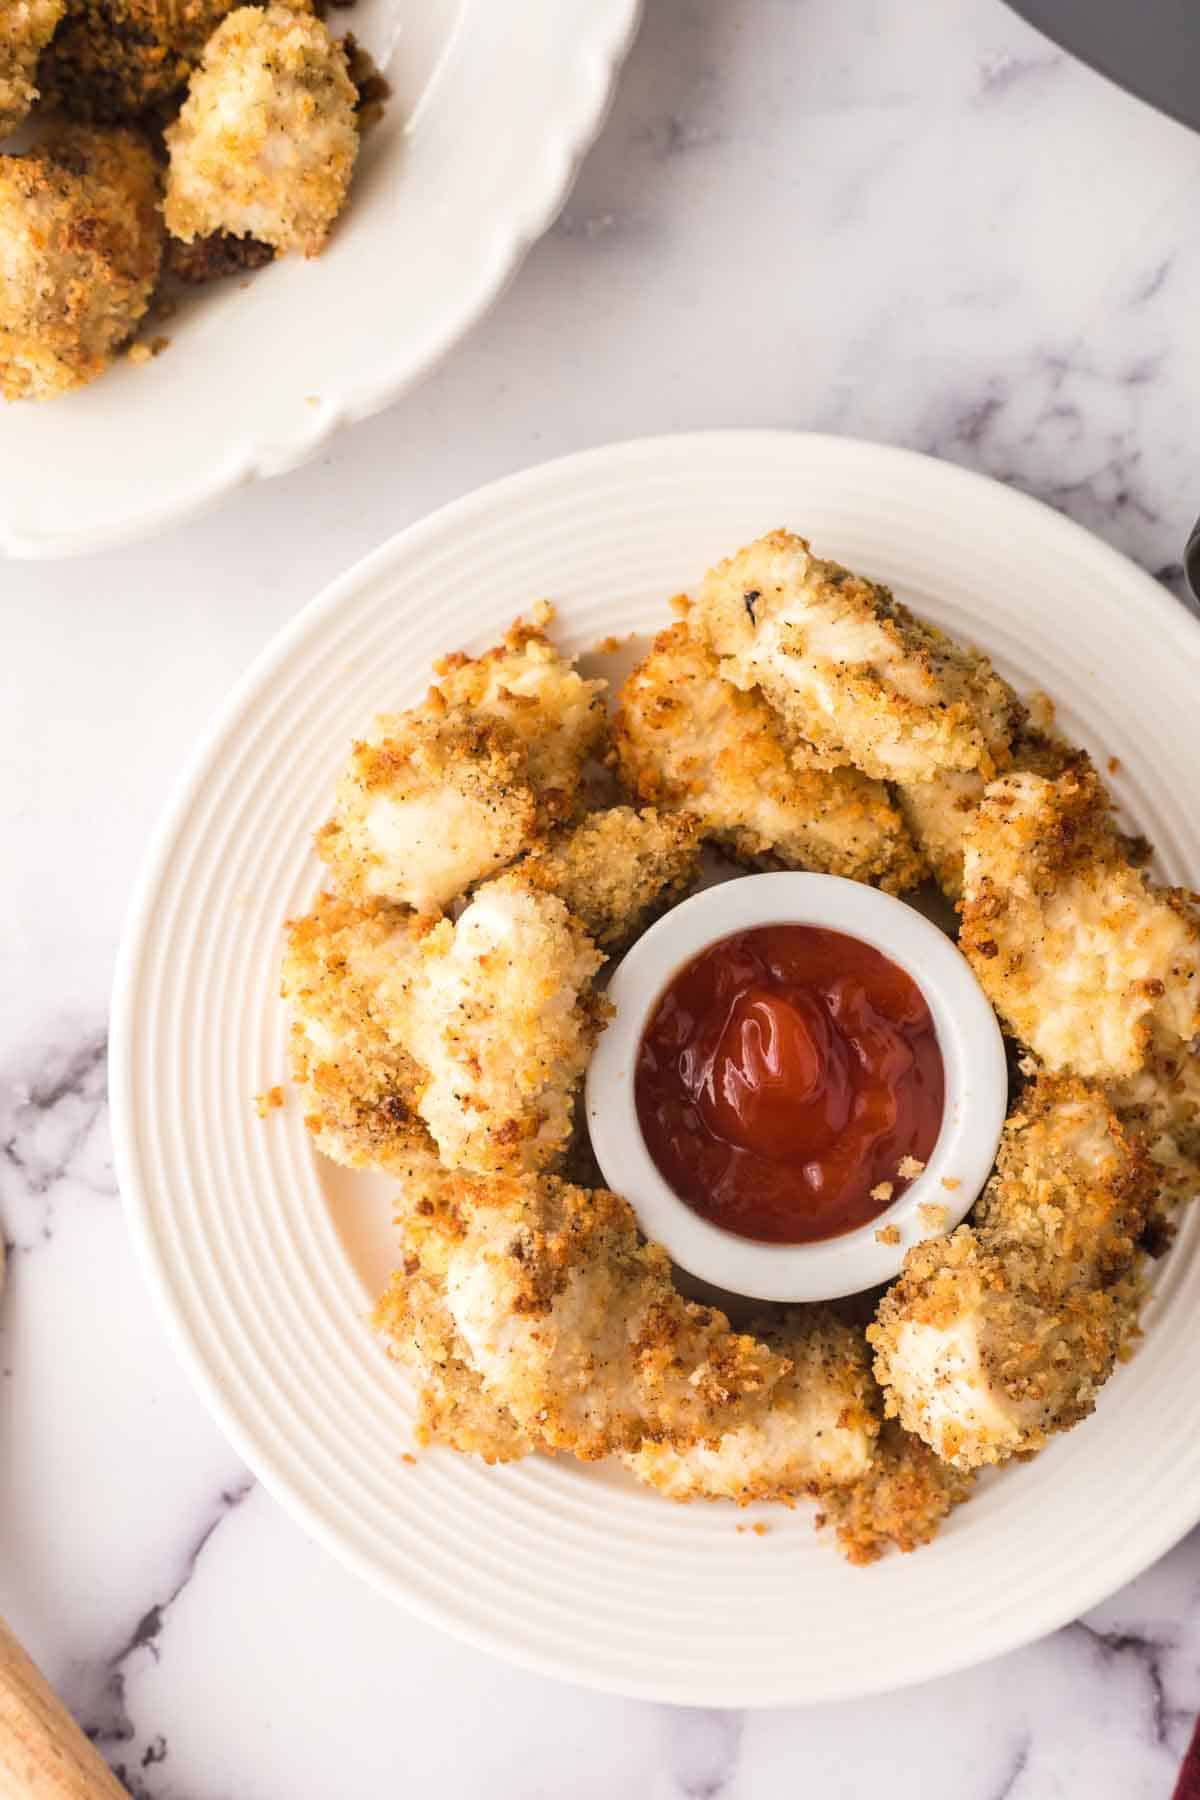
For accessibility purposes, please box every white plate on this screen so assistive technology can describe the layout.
[0,0,639,560]
[110,431,1200,1706]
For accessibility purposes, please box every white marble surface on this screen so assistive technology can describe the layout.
[5,0,1200,1792]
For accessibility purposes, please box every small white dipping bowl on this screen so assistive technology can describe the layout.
[585,872,1007,1303]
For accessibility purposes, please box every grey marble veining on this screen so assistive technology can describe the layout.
[4,0,1200,1792]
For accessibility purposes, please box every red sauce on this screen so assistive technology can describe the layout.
[635,924,945,1245]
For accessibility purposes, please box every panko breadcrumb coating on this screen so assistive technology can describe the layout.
[961,766,1200,1078]
[391,871,607,1175]
[0,0,64,136]
[522,806,703,947]
[381,1167,791,1461]
[613,622,924,893]
[432,604,608,823]
[317,713,539,915]
[281,890,438,1175]
[1110,1046,1200,1235]
[694,531,1020,783]
[42,0,237,123]
[375,1172,535,1465]
[164,5,358,258]
[818,1420,975,1565]
[317,609,607,914]
[870,1077,1155,1470]
[0,125,163,402]
[625,1309,877,1503]
[896,723,1075,902]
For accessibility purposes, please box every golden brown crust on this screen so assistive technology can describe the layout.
[818,1421,974,1564]
[317,712,539,914]
[374,1196,534,1465]
[613,621,925,893]
[0,125,163,402]
[164,6,358,258]
[521,805,703,947]
[317,609,607,915]
[381,1167,793,1462]
[693,530,1021,783]
[870,1076,1156,1469]
[961,765,1200,1077]
[1110,1045,1200,1244]
[896,725,1077,902]
[431,604,608,825]
[625,1308,878,1504]
[0,0,65,134]
[280,889,437,1175]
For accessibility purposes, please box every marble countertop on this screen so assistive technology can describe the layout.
[5,0,1200,1792]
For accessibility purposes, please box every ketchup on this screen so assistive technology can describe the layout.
[634,925,944,1245]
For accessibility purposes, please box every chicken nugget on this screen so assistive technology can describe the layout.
[432,603,608,824]
[625,1308,877,1503]
[961,766,1200,1077]
[317,713,539,916]
[0,125,163,401]
[381,1167,791,1461]
[694,531,1020,783]
[896,719,1076,902]
[375,1174,535,1464]
[318,609,608,914]
[0,0,64,135]
[165,5,357,257]
[613,621,923,892]
[42,0,239,122]
[818,1420,975,1564]
[870,1077,1155,1470]
[390,871,607,1175]
[281,890,437,1175]
[1110,1044,1200,1237]
[522,805,702,947]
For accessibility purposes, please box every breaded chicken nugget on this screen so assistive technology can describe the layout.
[281,890,437,1175]
[318,610,607,914]
[522,806,702,947]
[694,531,1020,783]
[818,1420,974,1564]
[0,125,163,402]
[374,1176,535,1464]
[432,604,608,824]
[896,720,1074,902]
[384,1167,790,1461]
[625,1308,877,1502]
[613,622,924,893]
[0,0,64,136]
[870,1077,1155,1470]
[391,871,607,1175]
[1110,1045,1200,1233]
[165,5,357,257]
[317,713,539,916]
[42,0,236,123]
[961,766,1200,1077]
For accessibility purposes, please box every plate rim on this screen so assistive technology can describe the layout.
[0,0,643,562]
[110,428,1200,1705]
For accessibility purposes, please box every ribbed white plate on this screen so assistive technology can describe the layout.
[0,0,639,559]
[110,432,1200,1706]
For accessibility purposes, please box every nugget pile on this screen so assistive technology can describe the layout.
[282,533,1200,1565]
[0,0,369,402]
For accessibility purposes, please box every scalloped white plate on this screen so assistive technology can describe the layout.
[0,0,639,559]
[110,432,1200,1706]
